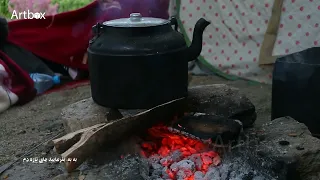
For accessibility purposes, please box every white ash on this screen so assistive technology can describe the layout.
[161,167,171,179]
[204,167,221,180]
[253,176,269,180]
[148,154,161,164]
[176,160,195,172]
[159,150,183,166]
[187,154,203,170]
[169,162,178,172]
[194,171,204,180]
[171,160,197,179]
[148,155,163,179]
[144,151,278,180]
[218,164,230,180]
[171,150,183,161]
[151,165,162,177]
[151,162,162,170]
[176,169,193,179]
[212,157,272,180]
[160,156,172,166]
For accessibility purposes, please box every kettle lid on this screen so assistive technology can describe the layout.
[103,13,169,27]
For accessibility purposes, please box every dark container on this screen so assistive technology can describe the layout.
[272,47,320,137]
[87,13,210,109]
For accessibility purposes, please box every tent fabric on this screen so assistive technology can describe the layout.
[171,0,320,84]
[273,0,320,56]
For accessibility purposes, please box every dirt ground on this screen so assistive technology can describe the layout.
[0,75,271,179]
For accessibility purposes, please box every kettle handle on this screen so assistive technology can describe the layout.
[90,23,103,44]
[92,23,103,35]
[170,17,178,31]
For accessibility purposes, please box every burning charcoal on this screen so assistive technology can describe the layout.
[194,171,204,180]
[170,150,183,162]
[158,146,171,157]
[162,167,174,179]
[212,155,221,166]
[160,156,173,167]
[176,160,196,172]
[194,159,203,171]
[188,154,197,161]
[201,155,213,165]
[170,162,179,173]
[203,167,220,180]
[176,169,192,179]
[155,178,164,180]
[188,154,203,171]
[148,154,161,164]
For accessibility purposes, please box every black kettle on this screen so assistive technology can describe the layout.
[88,13,210,109]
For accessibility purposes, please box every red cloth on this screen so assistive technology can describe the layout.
[7,0,169,70]
[1,0,169,105]
[0,51,36,105]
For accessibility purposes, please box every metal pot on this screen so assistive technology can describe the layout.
[87,13,210,109]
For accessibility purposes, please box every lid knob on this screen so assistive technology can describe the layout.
[130,13,142,22]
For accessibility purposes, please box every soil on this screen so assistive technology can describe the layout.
[0,75,271,180]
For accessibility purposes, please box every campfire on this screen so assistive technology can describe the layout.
[43,85,319,180]
[140,125,222,180]
[52,85,256,178]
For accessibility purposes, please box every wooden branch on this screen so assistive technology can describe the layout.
[53,98,186,172]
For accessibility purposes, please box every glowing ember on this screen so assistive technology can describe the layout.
[140,125,221,180]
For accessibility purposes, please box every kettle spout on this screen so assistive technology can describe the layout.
[185,18,210,61]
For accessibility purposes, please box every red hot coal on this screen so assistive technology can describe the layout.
[140,125,221,180]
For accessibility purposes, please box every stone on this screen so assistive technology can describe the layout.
[254,116,320,180]
[62,98,146,133]
[61,98,109,133]
[187,84,256,128]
